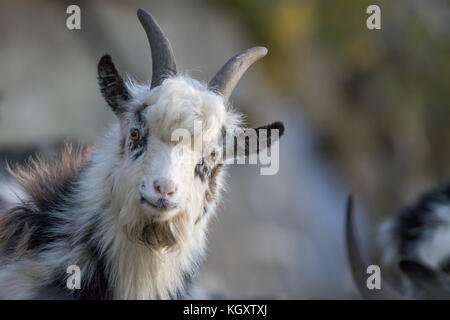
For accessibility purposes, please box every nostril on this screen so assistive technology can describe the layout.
[153,180,161,194]
[167,186,177,197]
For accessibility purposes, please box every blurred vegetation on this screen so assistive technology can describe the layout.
[214,0,450,217]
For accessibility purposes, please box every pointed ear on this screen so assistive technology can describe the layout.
[97,54,131,116]
[252,121,285,153]
[399,258,450,297]
[223,121,285,161]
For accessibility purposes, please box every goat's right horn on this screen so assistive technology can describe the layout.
[346,195,403,299]
[208,47,267,103]
[137,9,177,88]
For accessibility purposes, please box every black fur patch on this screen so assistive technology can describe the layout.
[44,217,113,300]
[392,183,450,259]
[98,54,130,115]
[1,207,67,256]
[129,127,149,159]
[1,163,89,255]
[129,110,149,160]
[194,159,209,182]
[48,247,112,300]
[77,243,113,300]
[195,164,224,226]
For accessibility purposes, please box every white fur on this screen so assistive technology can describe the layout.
[419,204,450,268]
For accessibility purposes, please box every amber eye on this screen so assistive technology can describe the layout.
[210,150,216,160]
[130,129,140,141]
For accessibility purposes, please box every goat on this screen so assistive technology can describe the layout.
[346,183,450,299]
[0,9,284,299]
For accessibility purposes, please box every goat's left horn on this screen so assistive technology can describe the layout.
[208,47,267,103]
[137,9,177,88]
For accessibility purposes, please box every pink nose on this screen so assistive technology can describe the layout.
[153,178,178,198]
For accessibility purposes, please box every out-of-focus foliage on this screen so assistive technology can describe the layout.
[216,0,450,216]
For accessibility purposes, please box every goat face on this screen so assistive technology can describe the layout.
[133,82,225,221]
[101,73,233,222]
[97,10,284,225]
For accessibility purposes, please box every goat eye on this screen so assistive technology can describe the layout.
[210,150,216,160]
[130,129,140,141]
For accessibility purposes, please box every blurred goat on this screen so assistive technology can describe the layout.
[347,184,450,299]
[0,9,284,299]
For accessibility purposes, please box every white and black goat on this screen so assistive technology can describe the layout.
[0,9,284,299]
[346,183,450,299]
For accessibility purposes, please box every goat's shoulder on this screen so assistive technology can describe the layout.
[0,145,92,254]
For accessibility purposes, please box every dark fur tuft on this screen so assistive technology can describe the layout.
[391,183,450,259]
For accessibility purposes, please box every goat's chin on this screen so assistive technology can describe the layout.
[140,203,180,222]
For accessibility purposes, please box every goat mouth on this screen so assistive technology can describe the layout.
[140,197,177,211]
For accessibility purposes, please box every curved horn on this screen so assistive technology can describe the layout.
[208,47,267,102]
[346,195,403,299]
[137,9,177,88]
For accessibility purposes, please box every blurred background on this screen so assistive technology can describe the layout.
[0,0,449,298]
